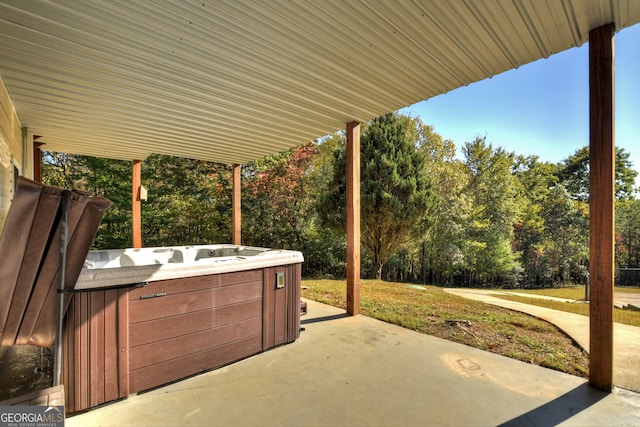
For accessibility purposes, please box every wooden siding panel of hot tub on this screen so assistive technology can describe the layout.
[288,263,302,342]
[217,269,263,287]
[117,288,130,400]
[129,315,262,370]
[127,298,262,378]
[274,274,287,345]
[89,291,105,407]
[263,264,301,349]
[127,270,264,395]
[128,287,214,324]
[128,281,263,347]
[62,288,122,413]
[129,334,263,393]
[129,307,212,347]
[215,280,263,306]
[128,301,262,393]
[128,274,221,300]
[103,290,120,401]
[262,268,274,350]
[62,294,76,411]
[213,297,262,327]
[127,271,262,324]
[69,292,89,411]
[283,263,301,343]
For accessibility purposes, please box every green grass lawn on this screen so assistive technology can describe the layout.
[302,279,588,377]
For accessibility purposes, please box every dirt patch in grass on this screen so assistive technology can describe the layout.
[302,279,589,378]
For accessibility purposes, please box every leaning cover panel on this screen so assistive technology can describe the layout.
[0,184,62,345]
[0,178,43,342]
[28,193,112,346]
[0,176,111,347]
[17,191,111,347]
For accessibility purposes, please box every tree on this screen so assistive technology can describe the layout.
[541,184,589,285]
[141,154,232,247]
[417,124,468,285]
[616,198,640,269]
[42,151,236,249]
[460,137,523,287]
[82,156,134,249]
[40,152,78,189]
[557,146,638,201]
[319,112,438,280]
[512,155,559,287]
[42,151,132,249]
[303,134,348,278]
[242,142,319,251]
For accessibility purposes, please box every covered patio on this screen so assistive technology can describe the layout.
[1,0,639,410]
[65,299,640,426]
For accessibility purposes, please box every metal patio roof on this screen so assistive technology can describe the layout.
[1,0,639,164]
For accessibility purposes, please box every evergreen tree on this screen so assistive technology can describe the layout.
[319,112,438,280]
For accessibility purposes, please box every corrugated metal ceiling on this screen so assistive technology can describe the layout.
[1,0,639,163]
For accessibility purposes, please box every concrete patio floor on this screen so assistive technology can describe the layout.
[67,299,640,427]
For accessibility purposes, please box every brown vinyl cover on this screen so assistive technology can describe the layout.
[0,177,111,347]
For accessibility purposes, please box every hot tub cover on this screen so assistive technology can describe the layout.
[0,177,111,347]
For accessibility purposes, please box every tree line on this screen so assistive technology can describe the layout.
[41,112,640,288]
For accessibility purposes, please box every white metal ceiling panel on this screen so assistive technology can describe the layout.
[0,0,638,163]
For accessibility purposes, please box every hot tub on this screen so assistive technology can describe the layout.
[63,244,303,412]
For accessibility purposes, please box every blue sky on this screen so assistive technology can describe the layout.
[401,23,639,186]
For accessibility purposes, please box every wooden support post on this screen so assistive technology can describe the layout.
[346,121,361,316]
[589,23,615,392]
[232,163,241,245]
[33,146,41,183]
[33,139,44,183]
[21,127,35,180]
[132,160,142,249]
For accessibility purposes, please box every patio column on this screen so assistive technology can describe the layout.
[346,121,361,316]
[132,159,142,248]
[232,163,241,245]
[21,127,34,180]
[33,137,43,183]
[588,23,615,392]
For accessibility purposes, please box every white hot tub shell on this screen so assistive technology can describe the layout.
[77,244,304,289]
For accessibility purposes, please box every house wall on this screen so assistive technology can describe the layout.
[0,76,24,230]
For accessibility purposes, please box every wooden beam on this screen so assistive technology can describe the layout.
[589,23,615,392]
[346,121,361,316]
[232,163,241,245]
[132,160,142,249]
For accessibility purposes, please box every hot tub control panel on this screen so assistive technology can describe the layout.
[276,271,286,289]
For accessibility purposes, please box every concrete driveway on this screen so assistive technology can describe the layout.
[615,292,640,310]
